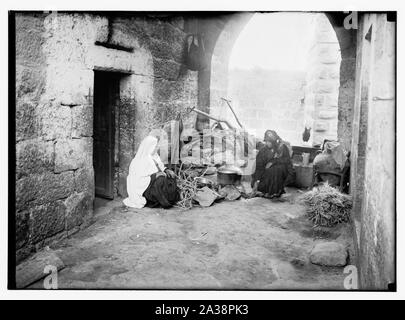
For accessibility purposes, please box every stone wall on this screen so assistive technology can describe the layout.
[223,69,305,145]
[333,27,357,152]
[351,13,395,290]
[15,12,201,262]
[303,14,341,147]
[15,12,396,290]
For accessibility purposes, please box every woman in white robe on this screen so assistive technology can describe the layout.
[123,135,177,209]
[123,136,165,208]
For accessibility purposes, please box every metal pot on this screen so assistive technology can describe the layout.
[217,165,242,186]
[194,177,214,188]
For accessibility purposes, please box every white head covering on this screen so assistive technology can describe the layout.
[123,136,166,208]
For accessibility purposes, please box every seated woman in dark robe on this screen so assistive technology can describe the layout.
[143,171,180,208]
[252,130,293,198]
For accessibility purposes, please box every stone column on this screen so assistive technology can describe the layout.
[304,14,341,146]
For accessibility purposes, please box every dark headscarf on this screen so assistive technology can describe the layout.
[264,130,281,145]
[264,130,291,159]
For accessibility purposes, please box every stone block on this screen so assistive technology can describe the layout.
[149,38,185,64]
[153,58,182,80]
[145,19,185,46]
[16,64,46,100]
[64,192,93,231]
[16,245,35,265]
[16,171,74,212]
[54,138,92,173]
[310,65,340,80]
[148,39,173,61]
[329,68,340,79]
[74,167,95,195]
[119,122,135,151]
[29,201,66,244]
[195,187,219,206]
[314,95,325,107]
[94,18,109,43]
[16,13,46,66]
[109,19,140,50]
[310,242,348,267]
[72,105,93,138]
[16,139,55,179]
[318,46,341,64]
[90,43,154,76]
[153,77,188,103]
[46,66,93,106]
[314,120,329,132]
[38,103,72,140]
[318,110,338,120]
[118,173,128,198]
[324,94,339,107]
[16,102,40,142]
[311,81,339,94]
[119,150,134,173]
[16,211,30,249]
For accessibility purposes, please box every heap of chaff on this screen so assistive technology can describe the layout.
[299,182,352,227]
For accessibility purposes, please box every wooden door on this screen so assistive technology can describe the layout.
[93,71,119,199]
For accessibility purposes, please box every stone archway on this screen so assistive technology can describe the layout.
[209,13,254,120]
[205,12,356,150]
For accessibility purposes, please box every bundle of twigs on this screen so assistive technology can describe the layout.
[299,182,352,227]
[174,163,208,210]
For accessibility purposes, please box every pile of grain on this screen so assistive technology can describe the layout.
[300,182,352,227]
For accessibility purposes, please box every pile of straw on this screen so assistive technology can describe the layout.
[300,182,352,227]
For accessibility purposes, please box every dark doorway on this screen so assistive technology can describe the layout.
[93,71,121,199]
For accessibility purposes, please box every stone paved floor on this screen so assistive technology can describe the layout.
[29,188,353,290]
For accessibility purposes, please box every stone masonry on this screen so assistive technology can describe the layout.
[303,14,341,147]
[225,69,306,145]
[15,12,202,263]
[14,11,396,291]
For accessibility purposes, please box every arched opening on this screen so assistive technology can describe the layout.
[210,12,341,148]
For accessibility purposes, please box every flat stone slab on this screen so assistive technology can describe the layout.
[310,241,348,267]
[194,187,219,207]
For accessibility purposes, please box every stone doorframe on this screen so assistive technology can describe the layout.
[88,42,155,197]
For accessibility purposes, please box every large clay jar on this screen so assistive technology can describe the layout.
[313,151,341,186]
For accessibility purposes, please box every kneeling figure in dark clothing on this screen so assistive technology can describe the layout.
[252,130,294,198]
